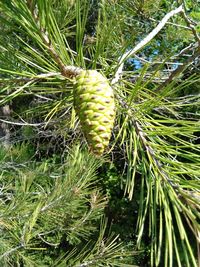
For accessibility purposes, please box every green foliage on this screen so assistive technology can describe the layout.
[0,144,136,266]
[0,0,199,266]
[114,71,200,266]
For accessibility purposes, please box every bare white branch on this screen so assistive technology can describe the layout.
[0,118,48,127]
[155,47,200,92]
[111,5,184,84]
[35,72,61,78]
[0,245,23,259]
[149,17,190,30]
[133,54,184,65]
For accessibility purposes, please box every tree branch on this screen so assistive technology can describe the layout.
[0,245,23,260]
[26,3,82,78]
[133,120,177,189]
[39,31,82,77]
[149,17,190,30]
[173,42,198,59]
[111,5,184,84]
[155,46,200,92]
[117,96,178,194]
[0,118,50,127]
[180,0,200,45]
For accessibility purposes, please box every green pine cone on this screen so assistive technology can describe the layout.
[73,70,115,156]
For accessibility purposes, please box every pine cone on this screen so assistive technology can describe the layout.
[73,70,115,156]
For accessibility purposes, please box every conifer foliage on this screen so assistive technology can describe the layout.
[0,145,131,266]
[0,0,200,266]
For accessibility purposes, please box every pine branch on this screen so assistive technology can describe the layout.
[148,17,191,30]
[0,245,23,260]
[133,120,176,186]
[174,42,199,58]
[155,46,200,92]
[180,0,200,45]
[37,233,60,247]
[152,0,200,93]
[0,72,61,84]
[0,119,47,127]
[117,96,177,196]
[111,5,184,84]
[26,2,82,78]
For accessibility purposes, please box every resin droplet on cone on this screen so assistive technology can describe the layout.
[73,70,115,156]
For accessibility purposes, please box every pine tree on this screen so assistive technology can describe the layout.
[0,0,200,266]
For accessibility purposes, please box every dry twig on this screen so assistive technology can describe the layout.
[112,5,184,84]
[155,46,200,92]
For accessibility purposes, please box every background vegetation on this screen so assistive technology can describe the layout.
[0,0,200,266]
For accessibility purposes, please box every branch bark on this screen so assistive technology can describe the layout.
[180,0,200,45]
[155,46,200,92]
[117,96,178,195]
[111,5,184,84]
[27,3,82,78]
